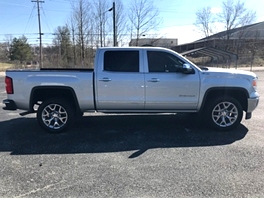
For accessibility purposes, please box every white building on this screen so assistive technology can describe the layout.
[129,38,178,48]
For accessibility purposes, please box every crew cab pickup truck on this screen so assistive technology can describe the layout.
[3,47,259,133]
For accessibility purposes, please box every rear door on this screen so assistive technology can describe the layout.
[144,50,200,110]
[95,49,145,110]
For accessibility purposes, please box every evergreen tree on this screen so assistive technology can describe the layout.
[10,35,32,65]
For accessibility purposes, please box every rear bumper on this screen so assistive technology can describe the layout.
[2,99,17,110]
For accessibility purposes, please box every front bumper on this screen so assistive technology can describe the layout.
[247,97,259,113]
[2,99,17,110]
[245,97,259,120]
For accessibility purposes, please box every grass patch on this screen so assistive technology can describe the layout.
[0,62,15,71]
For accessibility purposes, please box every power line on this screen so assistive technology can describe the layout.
[41,5,52,33]
[24,3,37,35]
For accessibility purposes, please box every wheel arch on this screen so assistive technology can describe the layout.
[200,87,249,112]
[29,86,81,114]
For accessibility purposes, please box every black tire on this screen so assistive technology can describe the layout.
[206,96,243,131]
[37,98,74,133]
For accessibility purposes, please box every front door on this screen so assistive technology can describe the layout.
[145,50,200,110]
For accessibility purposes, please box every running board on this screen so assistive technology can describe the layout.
[20,111,36,116]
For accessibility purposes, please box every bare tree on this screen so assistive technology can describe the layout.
[1,34,14,62]
[114,0,127,46]
[218,0,256,44]
[53,25,72,67]
[128,0,160,46]
[195,7,214,38]
[68,16,77,66]
[71,0,92,66]
[93,0,111,47]
[4,34,13,52]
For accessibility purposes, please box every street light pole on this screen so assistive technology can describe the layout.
[113,2,116,46]
[107,2,116,47]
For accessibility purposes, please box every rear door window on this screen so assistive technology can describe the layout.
[104,51,139,72]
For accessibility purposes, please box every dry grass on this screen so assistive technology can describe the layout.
[0,62,15,71]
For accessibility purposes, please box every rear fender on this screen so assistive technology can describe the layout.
[29,86,81,114]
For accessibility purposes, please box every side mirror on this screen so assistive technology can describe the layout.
[182,63,195,74]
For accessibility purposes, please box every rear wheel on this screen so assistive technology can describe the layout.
[206,96,243,131]
[37,98,74,133]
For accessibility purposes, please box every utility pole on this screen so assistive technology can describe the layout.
[32,0,44,68]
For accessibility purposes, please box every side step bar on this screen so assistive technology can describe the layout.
[20,111,36,116]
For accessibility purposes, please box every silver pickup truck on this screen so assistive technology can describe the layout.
[3,47,259,133]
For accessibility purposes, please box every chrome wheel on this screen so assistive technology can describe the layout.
[212,101,238,128]
[37,98,74,133]
[41,103,68,130]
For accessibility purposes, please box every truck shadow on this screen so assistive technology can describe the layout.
[0,114,248,158]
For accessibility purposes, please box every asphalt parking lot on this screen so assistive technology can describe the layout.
[0,71,263,198]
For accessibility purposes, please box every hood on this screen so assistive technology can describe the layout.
[200,67,257,78]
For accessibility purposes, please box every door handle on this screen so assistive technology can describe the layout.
[99,77,112,82]
[148,78,160,82]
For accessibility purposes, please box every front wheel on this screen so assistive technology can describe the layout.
[37,98,74,133]
[206,97,243,131]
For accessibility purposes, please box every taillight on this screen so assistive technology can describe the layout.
[5,76,14,94]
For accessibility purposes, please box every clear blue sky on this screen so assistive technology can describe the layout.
[1,0,264,45]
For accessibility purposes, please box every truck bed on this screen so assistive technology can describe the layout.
[5,69,95,111]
